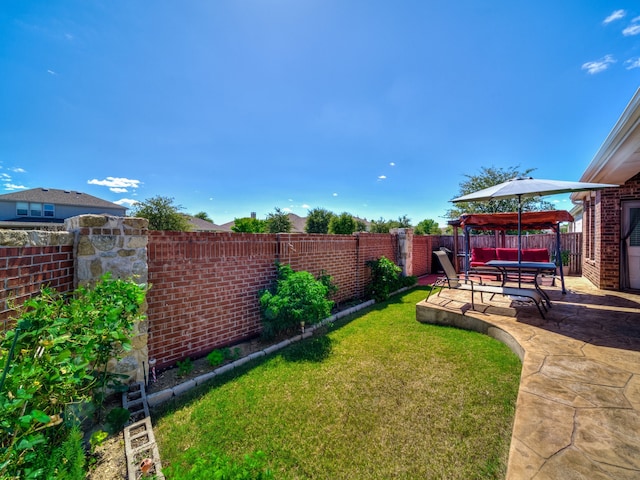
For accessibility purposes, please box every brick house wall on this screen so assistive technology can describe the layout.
[582,173,640,290]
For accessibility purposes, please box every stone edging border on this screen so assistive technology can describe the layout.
[146,298,377,407]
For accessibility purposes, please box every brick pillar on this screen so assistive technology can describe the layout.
[65,215,150,383]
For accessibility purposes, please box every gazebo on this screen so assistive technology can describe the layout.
[448,210,574,293]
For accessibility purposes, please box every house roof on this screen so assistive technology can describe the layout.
[572,88,640,200]
[0,188,126,211]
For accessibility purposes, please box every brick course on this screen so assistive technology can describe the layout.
[0,245,74,329]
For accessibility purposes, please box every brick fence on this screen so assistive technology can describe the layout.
[1,219,433,376]
[0,231,75,331]
[146,230,432,368]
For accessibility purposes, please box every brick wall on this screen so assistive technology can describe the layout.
[0,236,74,330]
[146,231,400,368]
[409,234,433,276]
[582,173,640,290]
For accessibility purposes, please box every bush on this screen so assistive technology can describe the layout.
[259,264,335,339]
[0,274,147,478]
[365,256,416,302]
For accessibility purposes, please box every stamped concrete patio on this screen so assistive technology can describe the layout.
[416,275,640,479]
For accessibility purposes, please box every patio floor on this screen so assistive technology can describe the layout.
[416,275,640,479]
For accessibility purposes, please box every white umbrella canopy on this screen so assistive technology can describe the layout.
[451,177,619,203]
[451,177,619,289]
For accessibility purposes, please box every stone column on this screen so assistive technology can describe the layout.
[65,215,150,384]
[392,228,414,276]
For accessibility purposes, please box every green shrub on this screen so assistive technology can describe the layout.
[163,449,274,480]
[176,358,193,377]
[365,256,416,302]
[0,274,147,478]
[207,347,241,367]
[259,264,335,339]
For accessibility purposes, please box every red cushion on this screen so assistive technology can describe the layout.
[471,248,497,264]
[496,248,518,261]
[522,248,549,262]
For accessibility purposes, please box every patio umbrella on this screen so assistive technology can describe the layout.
[451,177,618,286]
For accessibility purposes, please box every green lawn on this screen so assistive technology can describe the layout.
[153,287,521,479]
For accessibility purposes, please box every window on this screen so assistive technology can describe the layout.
[30,203,42,216]
[631,208,640,247]
[16,202,28,216]
[44,204,55,217]
[15,201,54,218]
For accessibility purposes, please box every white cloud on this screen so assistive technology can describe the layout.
[378,175,387,180]
[282,207,292,213]
[0,173,10,180]
[4,183,27,191]
[113,198,138,207]
[88,177,141,193]
[625,57,640,69]
[47,69,57,75]
[623,20,640,36]
[301,203,310,209]
[603,9,625,24]
[581,55,615,74]
[389,162,396,166]
[332,193,338,197]
[9,167,26,173]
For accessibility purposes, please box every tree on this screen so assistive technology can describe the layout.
[370,217,391,233]
[130,196,192,231]
[231,217,266,233]
[266,207,292,233]
[194,211,213,223]
[305,208,334,234]
[329,212,356,234]
[446,166,555,220]
[355,218,368,232]
[415,219,440,235]
[396,215,412,228]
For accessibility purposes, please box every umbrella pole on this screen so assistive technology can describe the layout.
[517,195,522,288]
[555,223,567,294]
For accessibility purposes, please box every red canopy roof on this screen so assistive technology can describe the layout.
[458,210,574,230]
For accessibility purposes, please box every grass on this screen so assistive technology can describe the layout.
[153,287,521,479]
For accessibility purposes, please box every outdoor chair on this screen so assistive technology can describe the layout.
[426,250,547,318]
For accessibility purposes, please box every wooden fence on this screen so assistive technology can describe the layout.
[432,232,582,275]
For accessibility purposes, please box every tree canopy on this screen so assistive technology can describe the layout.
[305,208,334,234]
[414,219,440,235]
[446,166,555,220]
[266,207,292,233]
[231,217,266,233]
[130,196,192,231]
[329,212,356,234]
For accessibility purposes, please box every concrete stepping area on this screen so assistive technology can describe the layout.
[416,276,640,479]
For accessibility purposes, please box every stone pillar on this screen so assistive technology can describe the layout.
[391,228,414,276]
[64,215,150,383]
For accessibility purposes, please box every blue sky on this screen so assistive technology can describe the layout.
[1,1,639,226]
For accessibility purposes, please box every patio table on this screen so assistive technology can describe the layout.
[484,260,557,308]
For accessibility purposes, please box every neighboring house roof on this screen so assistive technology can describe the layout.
[572,88,640,201]
[0,187,127,212]
[184,215,223,232]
